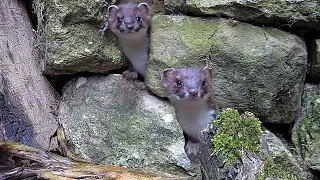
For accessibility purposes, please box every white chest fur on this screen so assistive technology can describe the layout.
[118,31,149,78]
[174,101,215,140]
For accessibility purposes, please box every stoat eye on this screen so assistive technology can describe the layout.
[117,17,123,23]
[176,79,182,86]
[136,16,141,22]
[201,80,206,87]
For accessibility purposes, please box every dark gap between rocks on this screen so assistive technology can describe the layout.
[304,30,320,84]
[262,122,293,142]
[311,169,320,180]
[45,67,127,95]
[24,0,37,30]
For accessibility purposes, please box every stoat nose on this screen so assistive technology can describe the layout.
[126,24,134,30]
[188,89,199,97]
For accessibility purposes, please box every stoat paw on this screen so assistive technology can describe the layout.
[185,141,200,162]
[134,80,146,90]
[122,70,138,80]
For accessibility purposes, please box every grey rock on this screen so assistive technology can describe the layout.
[164,0,320,29]
[292,84,320,171]
[199,126,304,179]
[259,130,305,179]
[35,0,124,75]
[146,15,307,123]
[310,40,320,81]
[59,74,198,177]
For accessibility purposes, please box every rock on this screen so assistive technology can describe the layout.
[198,113,305,179]
[292,84,320,171]
[146,15,307,123]
[35,0,124,75]
[310,40,320,82]
[59,74,198,177]
[116,0,165,14]
[164,0,320,29]
[259,130,306,179]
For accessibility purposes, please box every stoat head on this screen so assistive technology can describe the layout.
[162,67,213,103]
[107,2,150,38]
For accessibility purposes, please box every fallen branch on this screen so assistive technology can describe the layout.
[0,141,192,179]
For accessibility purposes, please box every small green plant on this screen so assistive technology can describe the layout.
[257,158,296,180]
[211,108,263,166]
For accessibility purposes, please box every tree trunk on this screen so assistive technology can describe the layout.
[0,0,59,149]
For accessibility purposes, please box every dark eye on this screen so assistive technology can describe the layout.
[117,17,122,23]
[201,80,206,87]
[136,16,141,22]
[176,79,182,86]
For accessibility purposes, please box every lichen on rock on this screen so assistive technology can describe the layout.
[164,0,320,29]
[35,0,124,75]
[147,15,307,124]
[208,108,306,179]
[292,84,320,172]
[58,74,199,177]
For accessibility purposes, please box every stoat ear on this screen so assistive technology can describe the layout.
[137,3,150,15]
[162,68,175,88]
[203,67,213,77]
[107,5,118,22]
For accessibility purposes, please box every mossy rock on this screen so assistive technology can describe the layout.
[147,15,307,123]
[58,75,199,177]
[310,40,320,81]
[35,0,124,75]
[292,84,320,172]
[205,109,306,179]
[164,0,320,29]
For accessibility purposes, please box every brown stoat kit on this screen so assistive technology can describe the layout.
[107,2,151,83]
[162,67,216,162]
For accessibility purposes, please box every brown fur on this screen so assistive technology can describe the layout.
[107,3,151,81]
[162,67,216,162]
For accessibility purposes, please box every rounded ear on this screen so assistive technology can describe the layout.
[203,67,213,77]
[107,5,118,21]
[162,68,175,87]
[137,3,150,15]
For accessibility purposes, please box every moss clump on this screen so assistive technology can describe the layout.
[212,108,263,166]
[258,158,296,180]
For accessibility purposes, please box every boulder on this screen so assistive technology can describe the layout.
[35,0,124,75]
[164,0,320,29]
[292,84,320,172]
[59,74,198,177]
[146,15,307,123]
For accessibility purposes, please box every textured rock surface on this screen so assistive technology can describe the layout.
[164,0,320,29]
[310,40,320,81]
[36,0,124,75]
[292,84,320,171]
[199,126,305,179]
[259,130,306,179]
[146,15,307,123]
[59,74,198,177]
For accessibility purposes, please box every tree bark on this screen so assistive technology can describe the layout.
[0,0,59,149]
[0,141,192,180]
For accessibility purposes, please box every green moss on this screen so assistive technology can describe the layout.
[212,108,263,166]
[176,18,219,55]
[257,158,297,180]
[294,92,320,160]
[211,108,303,178]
